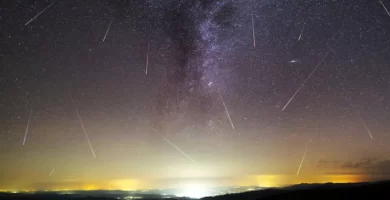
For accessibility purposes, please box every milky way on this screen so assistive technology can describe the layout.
[154,0,238,133]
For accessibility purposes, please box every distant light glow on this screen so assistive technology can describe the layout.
[125,196,142,199]
[177,183,211,198]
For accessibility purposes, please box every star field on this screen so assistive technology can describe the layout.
[0,0,390,191]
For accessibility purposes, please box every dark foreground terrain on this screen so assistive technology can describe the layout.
[204,181,390,200]
[1,181,390,200]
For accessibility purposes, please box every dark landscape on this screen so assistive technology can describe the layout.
[1,181,390,200]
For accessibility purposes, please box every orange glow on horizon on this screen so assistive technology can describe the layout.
[239,174,367,188]
[1,174,382,192]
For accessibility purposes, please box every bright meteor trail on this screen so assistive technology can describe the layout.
[297,145,308,175]
[359,115,374,140]
[130,110,195,163]
[102,17,114,42]
[49,168,55,176]
[217,87,235,130]
[379,0,390,17]
[162,137,196,163]
[145,40,150,74]
[25,0,58,26]
[251,14,256,48]
[298,23,305,41]
[22,109,33,145]
[282,47,334,111]
[70,94,96,159]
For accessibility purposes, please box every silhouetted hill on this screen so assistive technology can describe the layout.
[202,181,390,200]
[1,181,390,200]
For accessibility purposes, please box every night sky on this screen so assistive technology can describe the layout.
[1,0,390,192]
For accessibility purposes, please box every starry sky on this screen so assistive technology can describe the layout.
[1,0,390,192]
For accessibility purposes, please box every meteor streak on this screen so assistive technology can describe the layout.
[102,17,114,42]
[162,137,196,163]
[282,48,334,111]
[49,168,55,176]
[379,0,390,17]
[70,94,96,159]
[217,87,235,130]
[145,40,150,74]
[130,110,195,163]
[251,14,256,48]
[25,0,58,26]
[298,23,305,41]
[297,145,308,175]
[23,109,33,145]
[359,115,374,140]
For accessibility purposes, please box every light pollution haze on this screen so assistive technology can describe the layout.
[1,0,390,192]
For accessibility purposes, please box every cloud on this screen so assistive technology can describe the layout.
[341,158,377,169]
[318,157,390,175]
[338,158,390,175]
